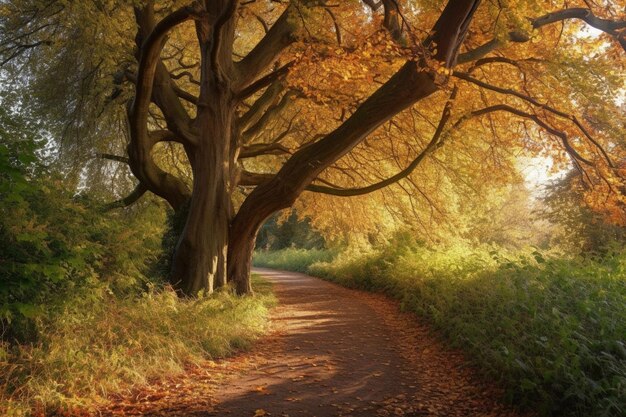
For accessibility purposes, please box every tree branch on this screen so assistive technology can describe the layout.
[456,104,594,166]
[128,4,200,210]
[99,153,129,164]
[238,80,284,131]
[362,0,383,11]
[236,61,293,99]
[230,0,482,239]
[242,90,294,143]
[238,170,273,186]
[102,183,148,211]
[234,5,298,90]
[132,5,200,147]
[239,142,290,159]
[306,88,457,196]
[458,8,626,63]
[453,71,615,167]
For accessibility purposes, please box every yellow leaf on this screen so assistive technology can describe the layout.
[253,409,267,417]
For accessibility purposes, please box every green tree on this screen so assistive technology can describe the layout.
[256,211,325,251]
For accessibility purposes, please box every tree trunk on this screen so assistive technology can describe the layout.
[169,2,239,296]
[227,226,256,296]
[169,100,232,296]
[169,146,230,295]
[228,171,301,295]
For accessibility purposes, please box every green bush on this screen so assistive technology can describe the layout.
[257,243,626,417]
[255,211,326,251]
[0,136,166,342]
[253,247,337,273]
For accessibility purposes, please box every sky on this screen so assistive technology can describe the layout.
[519,155,566,196]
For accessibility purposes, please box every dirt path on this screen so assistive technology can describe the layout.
[102,268,527,417]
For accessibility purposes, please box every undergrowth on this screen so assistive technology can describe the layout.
[253,247,337,273]
[0,276,275,417]
[253,244,626,417]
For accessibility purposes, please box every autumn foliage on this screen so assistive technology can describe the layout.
[1,0,624,294]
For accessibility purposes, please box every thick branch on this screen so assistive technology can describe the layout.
[363,0,405,42]
[102,183,148,211]
[381,0,403,41]
[459,8,626,63]
[239,170,273,186]
[125,68,200,125]
[425,0,481,66]
[239,143,290,159]
[234,5,298,90]
[132,5,200,146]
[533,8,626,36]
[170,80,199,104]
[457,38,502,64]
[128,5,199,210]
[307,89,457,196]
[148,129,180,145]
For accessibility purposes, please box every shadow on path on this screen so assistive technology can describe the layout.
[207,268,525,417]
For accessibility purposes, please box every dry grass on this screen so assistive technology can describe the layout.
[0,276,275,416]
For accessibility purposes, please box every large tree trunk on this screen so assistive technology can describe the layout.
[169,2,237,296]
[227,225,256,296]
[169,146,230,295]
[227,193,287,295]
[169,99,233,295]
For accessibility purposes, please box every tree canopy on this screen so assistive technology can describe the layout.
[1,0,624,294]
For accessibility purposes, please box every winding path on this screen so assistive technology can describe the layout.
[211,268,524,417]
[103,268,528,417]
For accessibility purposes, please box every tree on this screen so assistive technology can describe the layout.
[1,0,624,295]
[256,211,325,251]
[542,170,626,254]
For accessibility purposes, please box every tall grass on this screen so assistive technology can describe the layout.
[254,245,626,417]
[0,276,275,416]
[253,247,337,273]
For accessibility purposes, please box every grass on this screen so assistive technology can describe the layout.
[253,245,626,417]
[253,247,337,273]
[0,275,275,417]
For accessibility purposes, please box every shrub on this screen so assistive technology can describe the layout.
[256,243,626,417]
[253,247,337,273]
[0,136,166,342]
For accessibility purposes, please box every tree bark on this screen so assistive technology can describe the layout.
[169,100,232,294]
[169,1,237,296]
[227,226,256,295]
